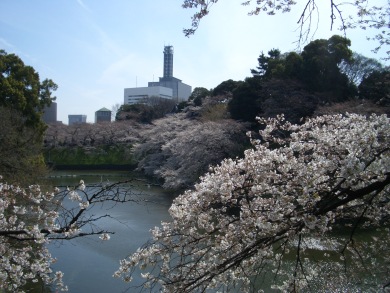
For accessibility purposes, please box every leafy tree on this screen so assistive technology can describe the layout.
[339,52,385,86]
[228,77,263,122]
[115,113,390,292]
[248,36,357,104]
[182,0,389,58]
[0,50,57,133]
[176,100,190,111]
[251,49,282,78]
[188,87,211,106]
[116,97,176,123]
[0,51,57,182]
[258,79,319,123]
[300,35,356,100]
[283,51,303,79]
[212,79,242,96]
[0,107,47,183]
[358,69,390,106]
[229,77,320,124]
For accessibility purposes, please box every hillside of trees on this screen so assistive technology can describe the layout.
[44,35,390,191]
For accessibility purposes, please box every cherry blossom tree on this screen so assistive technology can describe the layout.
[45,120,141,148]
[134,113,248,190]
[115,113,390,292]
[0,178,142,292]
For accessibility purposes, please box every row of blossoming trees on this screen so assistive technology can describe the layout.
[44,112,249,190]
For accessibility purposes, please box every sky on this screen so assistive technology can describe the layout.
[1,0,388,124]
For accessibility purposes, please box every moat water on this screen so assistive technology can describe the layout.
[45,170,173,292]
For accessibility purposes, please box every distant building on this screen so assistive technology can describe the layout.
[124,45,191,104]
[95,107,112,123]
[148,46,192,102]
[68,114,87,125]
[42,102,57,124]
[124,86,173,105]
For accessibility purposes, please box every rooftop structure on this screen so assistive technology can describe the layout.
[124,46,192,104]
[163,45,174,79]
[148,45,191,102]
[95,107,112,123]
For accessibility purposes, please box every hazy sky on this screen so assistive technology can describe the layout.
[1,0,388,123]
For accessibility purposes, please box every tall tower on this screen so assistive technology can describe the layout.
[163,45,174,78]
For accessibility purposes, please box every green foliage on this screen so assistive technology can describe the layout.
[283,51,303,79]
[0,107,47,183]
[176,101,190,111]
[250,36,357,101]
[116,97,176,123]
[251,49,283,78]
[189,87,211,106]
[228,35,364,123]
[300,35,356,98]
[358,70,390,106]
[212,79,243,96]
[45,145,134,166]
[0,51,56,183]
[0,50,57,133]
[228,77,263,122]
[116,104,156,123]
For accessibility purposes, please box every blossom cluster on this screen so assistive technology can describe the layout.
[134,113,247,190]
[115,114,390,292]
[0,180,66,292]
[0,177,126,292]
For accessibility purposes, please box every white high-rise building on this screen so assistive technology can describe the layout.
[124,46,192,105]
[124,86,173,105]
[148,45,192,102]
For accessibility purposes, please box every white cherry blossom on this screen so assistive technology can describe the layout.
[115,114,390,292]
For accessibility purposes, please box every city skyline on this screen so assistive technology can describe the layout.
[1,0,388,123]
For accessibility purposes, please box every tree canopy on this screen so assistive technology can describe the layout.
[115,97,176,123]
[0,107,47,183]
[339,52,386,86]
[359,69,390,106]
[228,35,359,124]
[188,87,211,106]
[0,50,57,132]
[0,50,58,183]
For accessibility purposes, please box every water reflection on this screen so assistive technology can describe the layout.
[42,171,386,292]
[45,171,173,293]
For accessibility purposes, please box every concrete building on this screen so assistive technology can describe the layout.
[124,46,192,105]
[42,102,57,124]
[148,46,192,102]
[68,114,87,125]
[124,86,173,105]
[95,107,112,123]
